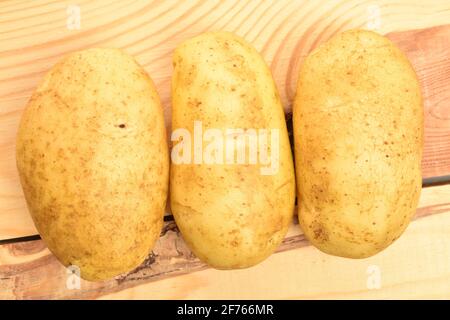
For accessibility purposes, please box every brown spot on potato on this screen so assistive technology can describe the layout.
[311,221,329,243]
[230,239,239,247]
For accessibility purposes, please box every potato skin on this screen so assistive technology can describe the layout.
[293,30,423,258]
[171,32,295,269]
[16,48,169,281]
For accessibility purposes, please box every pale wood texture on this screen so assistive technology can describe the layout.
[0,183,449,299]
[0,0,450,300]
[104,212,450,300]
[387,27,450,179]
[1,0,450,240]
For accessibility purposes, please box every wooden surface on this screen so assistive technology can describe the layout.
[0,0,449,299]
[104,212,450,300]
[1,0,450,240]
[1,184,449,299]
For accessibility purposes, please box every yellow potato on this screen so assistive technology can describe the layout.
[16,48,169,281]
[171,32,295,269]
[293,30,423,258]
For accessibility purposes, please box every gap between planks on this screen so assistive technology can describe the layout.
[1,177,449,245]
[0,183,449,299]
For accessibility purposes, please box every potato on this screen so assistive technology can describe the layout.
[16,48,169,281]
[293,30,423,258]
[171,32,295,269]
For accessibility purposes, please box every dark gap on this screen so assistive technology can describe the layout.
[422,175,450,188]
[0,234,41,245]
[285,112,294,156]
[0,177,447,246]
[164,215,174,222]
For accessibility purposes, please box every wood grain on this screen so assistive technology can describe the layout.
[0,0,450,300]
[0,0,450,240]
[386,26,450,179]
[103,212,450,299]
[0,183,449,299]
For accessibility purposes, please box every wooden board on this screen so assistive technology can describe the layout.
[104,211,450,300]
[1,0,450,240]
[1,183,449,299]
[0,0,449,299]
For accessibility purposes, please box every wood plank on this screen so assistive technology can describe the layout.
[1,0,450,240]
[103,211,450,299]
[386,26,450,179]
[0,183,449,299]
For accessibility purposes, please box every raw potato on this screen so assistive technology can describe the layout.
[171,32,295,269]
[16,48,169,281]
[293,30,423,258]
